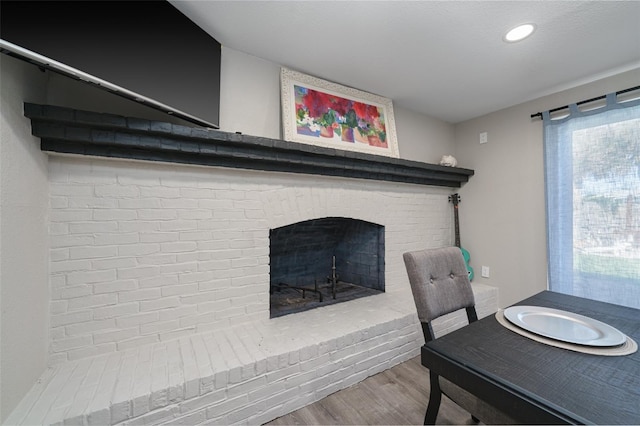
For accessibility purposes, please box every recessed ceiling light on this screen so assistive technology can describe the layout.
[504,23,536,43]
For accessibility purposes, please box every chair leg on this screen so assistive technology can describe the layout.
[471,415,480,424]
[424,372,442,425]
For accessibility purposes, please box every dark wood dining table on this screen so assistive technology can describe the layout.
[421,290,640,424]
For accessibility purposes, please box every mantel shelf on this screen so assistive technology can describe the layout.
[24,103,474,188]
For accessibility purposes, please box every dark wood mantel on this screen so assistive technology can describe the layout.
[24,103,473,188]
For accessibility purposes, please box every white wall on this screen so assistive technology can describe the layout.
[218,47,457,164]
[454,68,640,307]
[0,55,50,421]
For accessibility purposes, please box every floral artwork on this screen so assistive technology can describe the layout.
[281,68,399,158]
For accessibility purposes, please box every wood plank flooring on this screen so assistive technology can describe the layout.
[265,355,476,425]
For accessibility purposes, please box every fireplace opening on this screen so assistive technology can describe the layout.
[269,217,385,318]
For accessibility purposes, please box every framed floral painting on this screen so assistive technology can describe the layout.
[280,68,399,158]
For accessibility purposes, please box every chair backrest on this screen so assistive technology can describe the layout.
[403,247,476,337]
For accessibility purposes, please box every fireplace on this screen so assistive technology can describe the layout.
[269,217,384,317]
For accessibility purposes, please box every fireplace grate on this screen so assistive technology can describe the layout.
[269,280,383,318]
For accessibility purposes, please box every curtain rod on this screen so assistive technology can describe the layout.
[530,85,640,119]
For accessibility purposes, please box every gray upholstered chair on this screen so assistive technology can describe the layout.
[403,246,515,425]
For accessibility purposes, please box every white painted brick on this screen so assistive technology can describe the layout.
[195,318,231,334]
[116,312,159,328]
[69,221,118,234]
[94,327,139,345]
[176,230,211,242]
[137,254,178,267]
[118,221,159,234]
[139,296,180,312]
[50,259,92,274]
[140,319,180,335]
[50,234,94,248]
[201,334,229,390]
[51,335,94,353]
[93,279,137,294]
[177,209,211,220]
[51,310,93,327]
[50,184,93,196]
[139,232,179,243]
[178,338,200,400]
[116,335,160,352]
[138,274,179,289]
[197,199,233,210]
[162,198,199,209]
[177,388,225,416]
[117,265,161,279]
[118,288,161,303]
[94,184,139,197]
[161,283,198,297]
[118,243,161,257]
[138,209,177,220]
[198,240,229,251]
[54,285,92,300]
[69,245,118,260]
[50,300,69,315]
[196,259,232,272]
[158,304,198,321]
[197,278,231,292]
[67,269,117,286]
[67,293,117,311]
[167,408,207,425]
[50,198,69,212]
[177,271,214,285]
[158,327,196,342]
[50,209,93,222]
[160,241,197,253]
[179,291,217,306]
[66,319,116,335]
[140,186,181,198]
[93,209,137,221]
[178,251,208,262]
[51,248,70,262]
[118,174,161,186]
[118,198,162,209]
[245,209,266,219]
[191,335,215,394]
[196,299,232,314]
[94,233,139,246]
[93,302,139,319]
[180,187,213,198]
[158,220,198,232]
[205,394,249,419]
[131,405,182,425]
[49,221,69,234]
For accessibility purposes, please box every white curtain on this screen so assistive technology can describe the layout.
[544,92,640,309]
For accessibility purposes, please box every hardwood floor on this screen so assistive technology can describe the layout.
[265,355,475,425]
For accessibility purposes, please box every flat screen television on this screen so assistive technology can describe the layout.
[0,0,220,129]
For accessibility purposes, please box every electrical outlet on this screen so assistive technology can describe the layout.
[479,132,488,144]
[481,266,490,278]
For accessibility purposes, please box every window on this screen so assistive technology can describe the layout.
[544,92,640,309]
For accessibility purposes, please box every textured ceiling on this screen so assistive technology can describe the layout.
[170,1,640,124]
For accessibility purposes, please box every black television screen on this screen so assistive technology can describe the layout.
[0,0,220,129]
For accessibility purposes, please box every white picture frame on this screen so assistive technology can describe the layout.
[280,67,399,158]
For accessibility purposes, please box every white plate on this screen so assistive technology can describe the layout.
[503,305,627,347]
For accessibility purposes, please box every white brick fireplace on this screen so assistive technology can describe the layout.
[6,105,497,425]
[46,155,450,365]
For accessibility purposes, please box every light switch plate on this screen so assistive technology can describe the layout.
[479,132,488,144]
[481,266,490,278]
